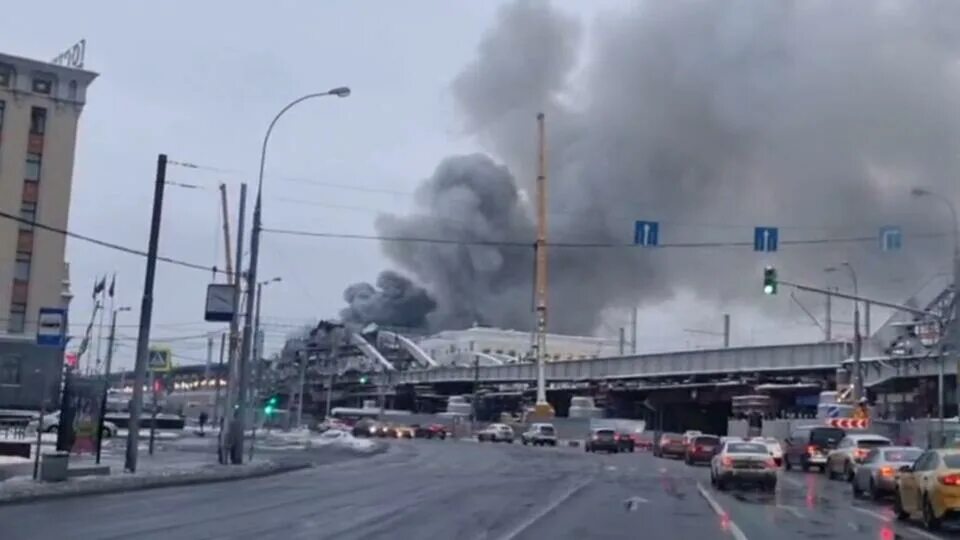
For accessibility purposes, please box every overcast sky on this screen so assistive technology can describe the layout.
[5,1,932,371]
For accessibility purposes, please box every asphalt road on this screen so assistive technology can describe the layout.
[3,439,960,539]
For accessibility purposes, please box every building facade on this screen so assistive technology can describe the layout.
[0,50,96,409]
[416,326,622,365]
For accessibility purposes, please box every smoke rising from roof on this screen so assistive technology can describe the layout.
[345,0,960,336]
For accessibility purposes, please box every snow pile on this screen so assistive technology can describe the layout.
[265,428,377,453]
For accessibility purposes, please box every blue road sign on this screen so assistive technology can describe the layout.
[827,405,841,418]
[879,226,902,252]
[36,307,67,347]
[754,227,779,252]
[634,221,660,247]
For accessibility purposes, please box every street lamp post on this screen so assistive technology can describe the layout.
[248,276,280,460]
[912,187,960,444]
[238,88,350,452]
[825,264,862,401]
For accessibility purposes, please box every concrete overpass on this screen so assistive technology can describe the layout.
[389,341,849,385]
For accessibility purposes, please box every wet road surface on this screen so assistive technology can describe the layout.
[3,439,960,539]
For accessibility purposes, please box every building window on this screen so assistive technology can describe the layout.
[0,66,11,88]
[14,252,30,280]
[0,100,5,130]
[32,77,52,94]
[22,180,38,203]
[20,202,36,230]
[25,152,41,182]
[68,80,78,100]
[8,303,26,334]
[16,230,33,253]
[30,107,46,136]
[0,356,21,385]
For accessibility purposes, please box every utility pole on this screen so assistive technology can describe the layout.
[96,306,126,464]
[125,154,167,473]
[204,334,213,381]
[630,307,638,354]
[218,183,233,281]
[723,313,731,348]
[214,332,225,426]
[825,287,833,341]
[324,327,340,419]
[222,183,246,464]
[295,351,307,429]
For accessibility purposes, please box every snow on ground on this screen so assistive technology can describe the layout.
[265,428,377,453]
[0,456,30,465]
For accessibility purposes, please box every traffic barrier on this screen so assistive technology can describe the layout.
[826,418,869,429]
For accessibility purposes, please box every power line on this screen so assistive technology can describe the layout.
[261,227,926,250]
[0,209,223,274]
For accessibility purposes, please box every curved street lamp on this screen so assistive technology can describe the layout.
[232,88,350,464]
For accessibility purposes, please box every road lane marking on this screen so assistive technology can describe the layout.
[776,505,804,519]
[781,475,804,489]
[848,505,942,540]
[498,478,592,540]
[696,482,749,540]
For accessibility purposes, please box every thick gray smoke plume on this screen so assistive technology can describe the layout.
[347,0,960,335]
[340,271,437,329]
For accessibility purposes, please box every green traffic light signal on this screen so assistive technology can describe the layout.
[359,376,368,384]
[264,396,279,415]
[763,266,778,295]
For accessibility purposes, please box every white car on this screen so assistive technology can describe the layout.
[751,437,784,467]
[825,434,891,481]
[710,440,779,492]
[27,411,118,438]
[477,423,514,443]
[521,423,557,446]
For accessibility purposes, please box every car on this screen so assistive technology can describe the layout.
[412,424,448,439]
[894,448,960,530]
[26,411,118,438]
[521,423,558,446]
[616,432,637,453]
[710,440,779,492]
[375,424,398,438]
[655,433,687,459]
[352,419,379,438]
[750,437,784,467]
[852,446,922,500]
[585,428,619,453]
[826,433,892,481]
[783,425,845,472]
[393,425,415,439]
[685,435,721,465]
[477,423,514,443]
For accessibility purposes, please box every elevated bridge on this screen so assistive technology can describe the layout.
[390,342,849,385]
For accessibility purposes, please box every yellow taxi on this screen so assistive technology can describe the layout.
[894,448,960,530]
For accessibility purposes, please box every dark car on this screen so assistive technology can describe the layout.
[655,433,687,459]
[616,432,637,453]
[412,424,448,440]
[586,428,619,453]
[352,419,379,438]
[686,435,721,465]
[783,426,845,472]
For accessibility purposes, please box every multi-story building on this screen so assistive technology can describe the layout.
[0,49,96,409]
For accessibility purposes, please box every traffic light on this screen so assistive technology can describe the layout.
[359,376,368,384]
[763,266,778,295]
[264,396,279,416]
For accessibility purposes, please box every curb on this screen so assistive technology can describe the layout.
[0,460,311,507]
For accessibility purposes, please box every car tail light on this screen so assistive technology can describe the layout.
[939,474,960,486]
[880,466,895,478]
[854,448,868,459]
[807,445,818,456]
[695,445,703,452]
[661,435,670,445]
[765,458,777,469]
[722,456,733,468]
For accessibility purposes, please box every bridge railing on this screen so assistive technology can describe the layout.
[393,342,849,384]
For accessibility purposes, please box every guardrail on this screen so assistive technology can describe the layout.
[393,342,849,384]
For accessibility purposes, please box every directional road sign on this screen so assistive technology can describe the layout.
[36,307,67,347]
[634,221,659,247]
[879,226,902,252]
[754,227,779,252]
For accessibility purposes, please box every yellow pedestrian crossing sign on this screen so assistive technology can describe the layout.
[148,347,172,372]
